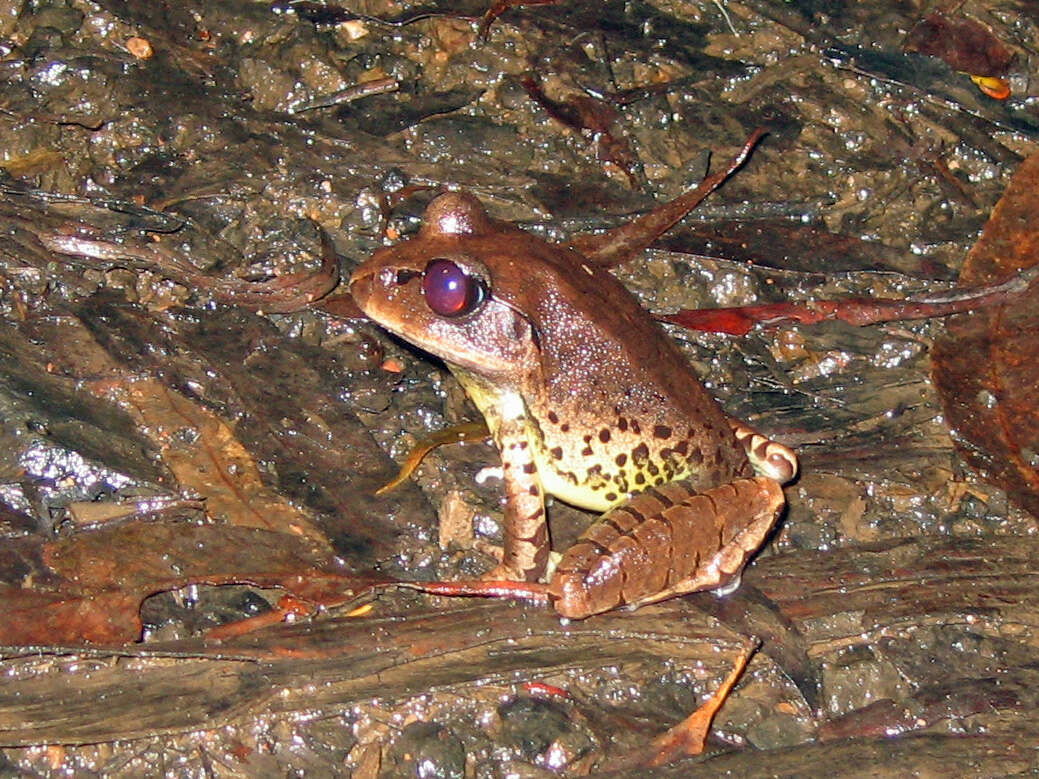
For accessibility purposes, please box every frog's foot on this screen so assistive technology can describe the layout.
[548,476,785,619]
[712,571,742,598]
[481,550,563,584]
[481,547,563,581]
[728,418,798,483]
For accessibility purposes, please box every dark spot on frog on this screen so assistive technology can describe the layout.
[560,423,570,433]
[632,443,649,464]
[523,462,536,474]
[653,425,672,440]
[645,486,673,508]
[647,462,659,476]
[689,448,703,464]
[675,440,689,456]
[634,472,646,485]
[550,446,563,459]
[653,477,664,486]
[583,434,592,443]
[615,453,627,467]
[630,419,641,435]
[587,464,603,478]
[617,417,628,432]
[581,446,593,456]
[599,429,611,443]
[547,411,559,424]
[529,484,539,495]
[519,441,528,450]
[604,492,618,502]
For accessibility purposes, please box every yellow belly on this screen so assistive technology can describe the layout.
[450,368,690,514]
[536,459,615,512]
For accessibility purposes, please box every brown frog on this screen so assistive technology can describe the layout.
[350,133,797,618]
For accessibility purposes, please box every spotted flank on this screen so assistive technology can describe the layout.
[527,407,752,515]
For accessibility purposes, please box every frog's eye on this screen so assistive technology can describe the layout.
[422,258,487,317]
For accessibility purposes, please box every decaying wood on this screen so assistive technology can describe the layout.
[1,534,1037,773]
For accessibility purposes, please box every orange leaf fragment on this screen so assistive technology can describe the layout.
[648,640,758,765]
[970,74,1011,100]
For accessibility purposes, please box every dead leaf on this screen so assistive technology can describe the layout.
[931,152,1039,518]
[904,13,1014,78]
[0,519,374,645]
[89,377,328,544]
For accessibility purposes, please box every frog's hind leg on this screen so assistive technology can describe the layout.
[548,476,784,619]
[727,418,798,484]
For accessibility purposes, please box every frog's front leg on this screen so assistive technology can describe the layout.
[486,411,551,582]
[548,476,785,619]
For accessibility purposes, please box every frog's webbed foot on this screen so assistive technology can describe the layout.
[712,571,743,598]
[481,550,563,585]
[548,476,785,619]
[727,418,798,483]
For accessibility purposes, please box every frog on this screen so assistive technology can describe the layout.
[349,134,797,618]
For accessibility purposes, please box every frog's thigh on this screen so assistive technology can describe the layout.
[492,416,551,582]
[728,418,798,483]
[549,476,784,618]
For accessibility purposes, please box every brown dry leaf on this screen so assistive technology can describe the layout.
[0,520,371,646]
[0,311,397,645]
[0,584,143,647]
[88,377,329,545]
[931,153,1039,518]
[904,13,1014,78]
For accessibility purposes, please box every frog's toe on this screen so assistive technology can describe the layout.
[713,572,743,597]
[728,419,798,483]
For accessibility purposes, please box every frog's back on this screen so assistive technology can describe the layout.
[483,230,752,511]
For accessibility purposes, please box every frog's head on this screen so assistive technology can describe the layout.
[350,192,543,387]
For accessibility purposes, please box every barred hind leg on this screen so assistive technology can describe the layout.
[548,476,784,619]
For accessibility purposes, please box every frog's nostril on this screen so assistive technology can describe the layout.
[394,269,421,285]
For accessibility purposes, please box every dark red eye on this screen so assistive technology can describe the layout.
[422,259,486,317]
